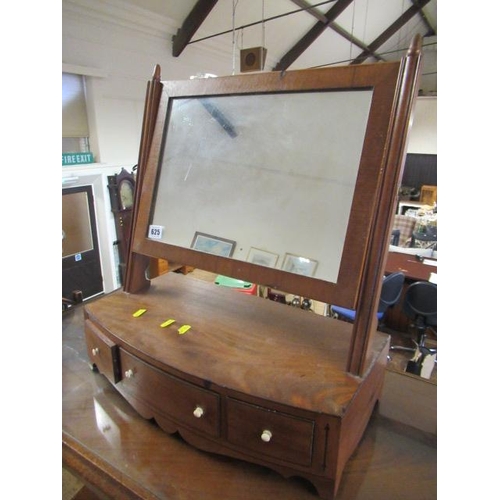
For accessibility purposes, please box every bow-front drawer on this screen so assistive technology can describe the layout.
[226,398,315,467]
[119,349,220,438]
[84,319,121,383]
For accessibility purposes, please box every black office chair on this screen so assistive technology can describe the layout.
[330,272,405,325]
[390,281,437,354]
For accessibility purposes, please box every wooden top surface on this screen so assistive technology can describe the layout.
[84,272,389,416]
[385,251,437,282]
[63,303,436,500]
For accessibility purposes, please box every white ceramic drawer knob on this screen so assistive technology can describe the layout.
[193,406,204,418]
[91,348,99,356]
[261,430,272,443]
[125,369,134,378]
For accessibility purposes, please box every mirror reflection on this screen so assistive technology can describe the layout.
[150,90,373,283]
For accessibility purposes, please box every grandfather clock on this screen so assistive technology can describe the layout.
[108,167,135,284]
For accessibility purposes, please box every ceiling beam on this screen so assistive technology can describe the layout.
[411,0,436,36]
[273,0,354,71]
[172,0,219,57]
[350,0,431,65]
[289,0,385,61]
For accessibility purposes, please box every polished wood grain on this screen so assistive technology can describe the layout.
[123,64,162,295]
[84,320,120,383]
[85,272,384,416]
[63,302,437,500]
[119,349,221,437]
[345,34,423,374]
[83,272,390,498]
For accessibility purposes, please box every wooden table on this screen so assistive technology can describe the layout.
[385,251,437,282]
[62,285,437,500]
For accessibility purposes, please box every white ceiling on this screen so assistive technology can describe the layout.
[121,0,437,95]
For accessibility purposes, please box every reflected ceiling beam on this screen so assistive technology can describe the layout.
[199,99,237,138]
[289,0,385,61]
[172,0,219,57]
[273,0,354,71]
[350,0,431,65]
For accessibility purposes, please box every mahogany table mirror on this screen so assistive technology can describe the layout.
[126,36,422,374]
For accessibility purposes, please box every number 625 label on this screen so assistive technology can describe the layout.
[148,225,164,239]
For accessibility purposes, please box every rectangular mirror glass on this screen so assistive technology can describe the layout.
[130,62,409,307]
[149,90,373,284]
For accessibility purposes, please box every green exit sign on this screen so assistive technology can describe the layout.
[62,152,94,166]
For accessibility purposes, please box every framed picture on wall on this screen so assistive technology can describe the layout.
[282,253,318,277]
[190,232,236,257]
[247,247,279,268]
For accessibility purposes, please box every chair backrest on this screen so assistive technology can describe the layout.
[378,272,405,314]
[331,271,405,321]
[403,281,437,326]
[392,214,416,247]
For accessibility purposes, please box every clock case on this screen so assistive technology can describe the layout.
[107,168,135,283]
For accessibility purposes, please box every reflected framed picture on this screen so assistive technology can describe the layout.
[190,232,236,257]
[282,253,318,277]
[247,247,279,268]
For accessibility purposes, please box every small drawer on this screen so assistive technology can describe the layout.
[226,399,314,466]
[119,350,220,438]
[84,319,121,383]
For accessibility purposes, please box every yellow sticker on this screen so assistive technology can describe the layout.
[160,319,176,328]
[178,325,191,335]
[132,308,147,318]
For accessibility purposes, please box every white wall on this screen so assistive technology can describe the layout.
[408,97,437,154]
[63,0,437,166]
[62,0,239,292]
[63,0,236,166]
[62,0,437,294]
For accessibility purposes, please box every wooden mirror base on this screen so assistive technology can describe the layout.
[84,272,389,499]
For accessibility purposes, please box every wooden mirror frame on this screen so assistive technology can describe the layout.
[125,36,422,376]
